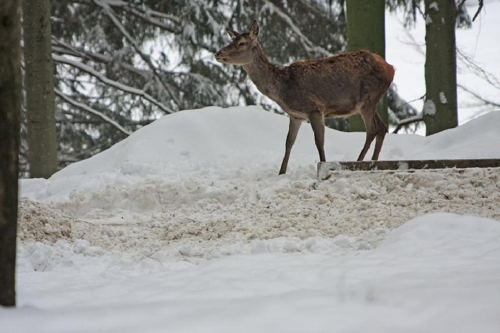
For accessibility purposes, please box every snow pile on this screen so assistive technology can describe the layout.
[18,107,500,260]
[17,107,500,261]
[21,106,500,202]
[18,199,72,243]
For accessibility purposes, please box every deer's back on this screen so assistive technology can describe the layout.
[277,50,394,117]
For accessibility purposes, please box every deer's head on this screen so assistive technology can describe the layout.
[215,20,260,66]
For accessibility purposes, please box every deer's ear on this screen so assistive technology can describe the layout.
[226,28,240,39]
[249,20,259,39]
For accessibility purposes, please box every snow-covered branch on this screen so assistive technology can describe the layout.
[93,0,182,108]
[260,0,330,57]
[55,88,132,136]
[53,54,173,114]
[116,5,179,33]
[52,40,151,80]
[100,0,180,23]
[393,113,424,134]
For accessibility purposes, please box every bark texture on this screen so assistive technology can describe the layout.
[423,0,458,135]
[23,0,58,178]
[0,0,21,307]
[346,0,388,132]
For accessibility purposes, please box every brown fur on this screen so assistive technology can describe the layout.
[215,21,394,175]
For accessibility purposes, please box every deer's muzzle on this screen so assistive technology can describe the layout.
[215,51,228,63]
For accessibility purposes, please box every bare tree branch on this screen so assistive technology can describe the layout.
[458,84,500,108]
[457,49,500,90]
[472,0,484,21]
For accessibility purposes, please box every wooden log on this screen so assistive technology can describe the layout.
[317,159,500,180]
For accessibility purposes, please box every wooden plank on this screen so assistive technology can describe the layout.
[317,159,500,180]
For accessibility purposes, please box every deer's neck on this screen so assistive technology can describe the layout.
[242,46,281,100]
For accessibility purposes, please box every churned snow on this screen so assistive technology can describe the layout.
[5,105,500,332]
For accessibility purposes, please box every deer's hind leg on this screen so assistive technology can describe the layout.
[357,103,379,161]
[371,112,388,160]
[309,112,326,163]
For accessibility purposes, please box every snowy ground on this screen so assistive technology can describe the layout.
[4,106,500,332]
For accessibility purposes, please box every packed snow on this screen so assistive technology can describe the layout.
[4,105,500,332]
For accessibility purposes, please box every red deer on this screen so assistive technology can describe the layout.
[215,20,394,175]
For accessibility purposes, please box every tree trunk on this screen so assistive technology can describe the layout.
[423,0,458,135]
[0,0,22,307]
[346,0,388,132]
[23,0,58,178]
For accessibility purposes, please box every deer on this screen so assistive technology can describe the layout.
[215,20,394,175]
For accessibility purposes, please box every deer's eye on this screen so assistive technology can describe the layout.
[238,42,246,47]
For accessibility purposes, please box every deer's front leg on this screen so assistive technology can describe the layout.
[309,112,326,162]
[279,117,302,175]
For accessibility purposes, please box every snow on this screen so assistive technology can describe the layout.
[423,99,437,116]
[439,91,448,104]
[3,214,500,333]
[425,13,433,25]
[6,105,500,332]
[20,106,500,202]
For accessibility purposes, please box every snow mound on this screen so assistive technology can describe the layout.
[410,111,500,160]
[21,107,500,202]
[49,107,500,180]
[378,212,500,257]
[18,199,73,243]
